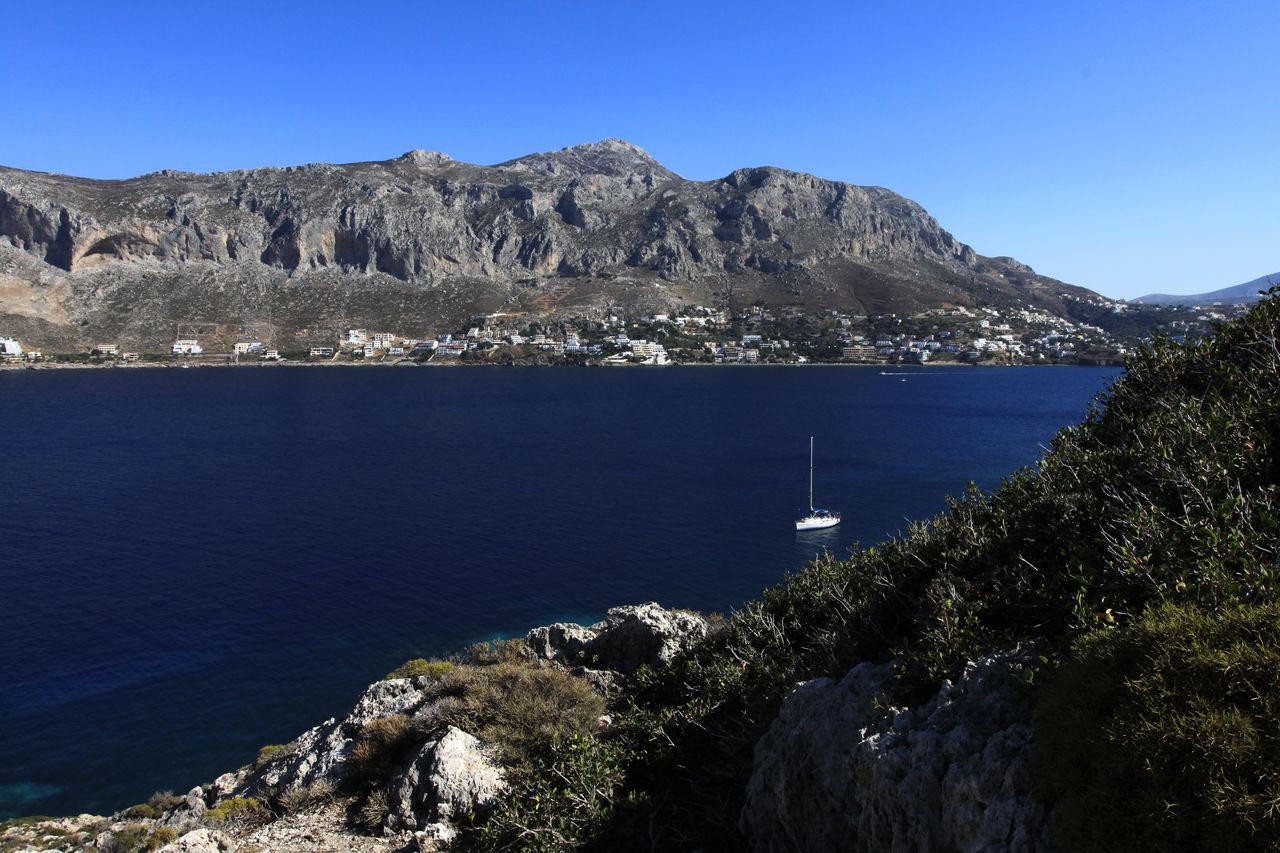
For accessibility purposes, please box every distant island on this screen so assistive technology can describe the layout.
[1134,271,1279,307]
[0,140,1236,365]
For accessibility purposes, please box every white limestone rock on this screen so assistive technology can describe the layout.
[586,603,708,673]
[231,677,434,798]
[740,651,1051,853]
[525,602,708,675]
[525,622,597,663]
[154,828,235,853]
[384,726,506,833]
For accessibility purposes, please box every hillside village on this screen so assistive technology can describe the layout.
[1,295,1239,369]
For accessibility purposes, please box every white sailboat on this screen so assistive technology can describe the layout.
[795,437,841,530]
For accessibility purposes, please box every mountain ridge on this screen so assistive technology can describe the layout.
[1135,271,1279,306]
[0,139,1099,351]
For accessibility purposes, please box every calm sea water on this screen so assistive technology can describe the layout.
[0,364,1120,818]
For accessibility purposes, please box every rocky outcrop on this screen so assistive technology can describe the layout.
[740,651,1051,853]
[526,602,709,675]
[384,726,505,832]
[154,828,234,853]
[216,677,437,797]
[0,140,1096,351]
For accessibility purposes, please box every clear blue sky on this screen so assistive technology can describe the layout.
[6,0,1275,299]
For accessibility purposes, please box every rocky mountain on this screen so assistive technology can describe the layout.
[0,139,1097,351]
[1134,271,1278,306]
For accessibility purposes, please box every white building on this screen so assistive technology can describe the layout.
[347,329,368,345]
[630,340,669,364]
[93,344,119,356]
[172,339,203,355]
[1,337,23,356]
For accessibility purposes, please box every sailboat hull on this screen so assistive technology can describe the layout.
[795,514,841,531]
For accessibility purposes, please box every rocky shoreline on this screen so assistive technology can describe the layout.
[0,605,710,853]
[1,603,1052,853]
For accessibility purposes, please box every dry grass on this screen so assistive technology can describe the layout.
[347,714,416,788]
[424,662,606,772]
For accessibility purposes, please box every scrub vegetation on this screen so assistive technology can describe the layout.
[470,291,1280,850]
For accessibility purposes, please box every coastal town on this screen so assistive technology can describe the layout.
[0,295,1243,369]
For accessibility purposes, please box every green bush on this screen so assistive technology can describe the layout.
[123,803,156,820]
[145,827,178,850]
[253,744,291,768]
[384,658,457,681]
[476,732,631,852]
[1036,602,1280,852]
[463,638,530,666]
[96,822,174,853]
[204,796,269,828]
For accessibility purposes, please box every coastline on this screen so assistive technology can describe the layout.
[0,358,1117,372]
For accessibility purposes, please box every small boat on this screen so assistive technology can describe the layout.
[796,436,841,530]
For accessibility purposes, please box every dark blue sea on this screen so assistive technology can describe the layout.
[0,364,1120,818]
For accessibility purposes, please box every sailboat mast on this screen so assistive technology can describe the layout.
[809,436,814,512]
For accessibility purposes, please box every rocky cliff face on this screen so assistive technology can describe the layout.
[0,139,1090,350]
[740,651,1052,853]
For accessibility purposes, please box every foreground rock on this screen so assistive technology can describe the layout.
[217,677,437,797]
[384,726,505,833]
[0,814,104,852]
[526,602,708,675]
[740,651,1050,853]
[154,828,234,852]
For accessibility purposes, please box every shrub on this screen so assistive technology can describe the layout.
[102,824,147,853]
[253,744,291,768]
[146,791,184,814]
[346,714,417,788]
[123,803,156,820]
[1036,602,1280,852]
[271,781,335,815]
[204,796,269,828]
[463,638,529,666]
[476,732,631,852]
[97,823,170,853]
[354,788,390,832]
[384,658,456,681]
[435,663,606,773]
[145,827,178,850]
